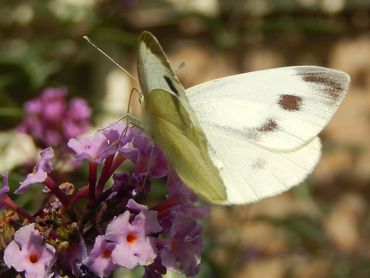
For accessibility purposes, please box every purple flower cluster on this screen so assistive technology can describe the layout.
[17,87,91,148]
[1,122,208,277]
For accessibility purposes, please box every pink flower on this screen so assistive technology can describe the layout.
[17,87,91,148]
[103,122,136,154]
[160,218,203,276]
[121,129,168,178]
[105,209,162,268]
[59,242,84,276]
[84,235,118,277]
[148,172,208,276]
[15,148,54,194]
[63,98,91,138]
[68,132,112,164]
[4,224,56,278]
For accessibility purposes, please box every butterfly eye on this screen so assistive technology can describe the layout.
[278,94,303,111]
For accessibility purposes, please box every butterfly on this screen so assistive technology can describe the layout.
[136,31,350,205]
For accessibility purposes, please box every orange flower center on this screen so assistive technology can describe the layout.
[102,248,112,258]
[29,253,39,263]
[126,232,138,245]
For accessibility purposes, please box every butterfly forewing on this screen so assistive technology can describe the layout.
[144,89,227,202]
[187,66,350,151]
[138,31,227,203]
[138,31,184,97]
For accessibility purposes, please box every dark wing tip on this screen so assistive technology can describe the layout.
[139,31,163,55]
[295,66,350,103]
[139,31,157,45]
[138,31,171,69]
[322,67,351,90]
[296,66,350,85]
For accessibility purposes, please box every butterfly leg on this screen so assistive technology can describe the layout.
[98,87,144,130]
[120,87,145,133]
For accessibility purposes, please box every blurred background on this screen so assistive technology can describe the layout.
[0,0,369,277]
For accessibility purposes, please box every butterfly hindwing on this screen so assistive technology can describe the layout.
[204,125,321,204]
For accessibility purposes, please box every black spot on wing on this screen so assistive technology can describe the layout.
[278,95,303,111]
[256,119,278,132]
[243,119,278,141]
[164,75,179,95]
[203,118,278,143]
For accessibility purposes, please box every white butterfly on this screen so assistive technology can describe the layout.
[137,31,350,205]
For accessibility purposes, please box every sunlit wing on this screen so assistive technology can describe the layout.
[187,66,350,151]
[204,126,321,204]
[137,31,350,205]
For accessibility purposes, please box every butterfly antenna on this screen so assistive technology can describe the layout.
[83,36,137,81]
